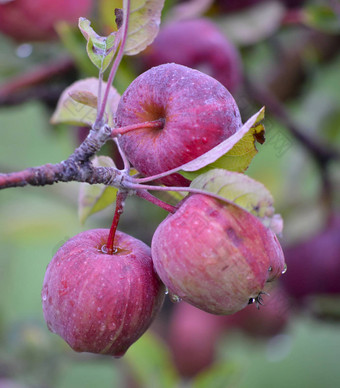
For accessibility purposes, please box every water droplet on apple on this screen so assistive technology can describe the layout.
[282,264,287,274]
[202,136,208,144]
[169,292,181,303]
[268,266,272,272]
[42,293,47,301]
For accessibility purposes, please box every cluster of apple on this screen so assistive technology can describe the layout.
[42,63,286,357]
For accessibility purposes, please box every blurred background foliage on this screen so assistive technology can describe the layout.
[0,0,340,387]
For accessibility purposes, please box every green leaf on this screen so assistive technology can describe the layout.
[79,17,117,72]
[105,0,165,56]
[191,362,239,388]
[124,331,180,388]
[51,78,120,127]
[78,156,118,224]
[190,169,283,234]
[303,4,340,33]
[179,107,265,181]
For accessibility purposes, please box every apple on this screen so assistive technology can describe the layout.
[115,63,242,186]
[141,18,243,93]
[42,229,165,357]
[281,215,340,301]
[151,194,286,315]
[0,0,93,42]
[168,301,224,377]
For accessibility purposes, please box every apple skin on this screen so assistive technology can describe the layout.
[0,0,93,42]
[281,215,340,301]
[42,229,165,357]
[168,301,224,377]
[141,18,243,93]
[115,63,242,186]
[151,194,286,315]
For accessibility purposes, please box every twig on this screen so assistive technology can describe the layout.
[0,125,122,190]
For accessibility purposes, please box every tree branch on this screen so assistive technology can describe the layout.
[0,124,123,190]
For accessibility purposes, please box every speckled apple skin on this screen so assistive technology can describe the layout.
[151,195,285,315]
[0,0,93,42]
[115,63,242,186]
[142,18,243,93]
[42,229,165,357]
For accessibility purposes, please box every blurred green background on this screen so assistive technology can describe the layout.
[1,0,340,387]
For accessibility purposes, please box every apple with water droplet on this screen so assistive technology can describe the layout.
[152,194,285,315]
[42,229,165,357]
[115,63,242,186]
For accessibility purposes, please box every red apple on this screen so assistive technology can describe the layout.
[42,229,165,357]
[0,0,93,42]
[281,215,340,301]
[168,301,224,377]
[151,194,286,315]
[141,18,243,93]
[115,63,242,186]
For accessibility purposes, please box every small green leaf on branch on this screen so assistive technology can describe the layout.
[51,78,120,126]
[78,156,118,224]
[103,0,165,56]
[79,17,118,72]
[179,107,265,181]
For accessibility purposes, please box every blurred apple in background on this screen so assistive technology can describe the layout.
[0,0,93,42]
[141,18,243,93]
[281,215,340,302]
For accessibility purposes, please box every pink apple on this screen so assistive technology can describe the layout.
[0,0,93,42]
[42,229,165,357]
[151,194,286,315]
[115,63,242,186]
[141,18,243,93]
[281,214,340,301]
[168,301,224,377]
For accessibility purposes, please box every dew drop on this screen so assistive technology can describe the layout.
[202,136,208,144]
[268,266,272,272]
[165,288,169,295]
[42,293,47,302]
[282,264,287,274]
[169,292,181,303]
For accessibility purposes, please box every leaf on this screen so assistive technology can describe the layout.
[78,156,118,224]
[79,17,117,72]
[179,107,265,181]
[69,90,98,108]
[190,169,283,234]
[51,78,120,127]
[124,332,179,388]
[191,362,239,388]
[216,1,285,45]
[104,0,165,55]
[303,4,340,33]
[191,169,273,218]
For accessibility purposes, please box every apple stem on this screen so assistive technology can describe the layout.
[135,189,177,213]
[127,182,241,210]
[112,119,164,137]
[106,190,128,254]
